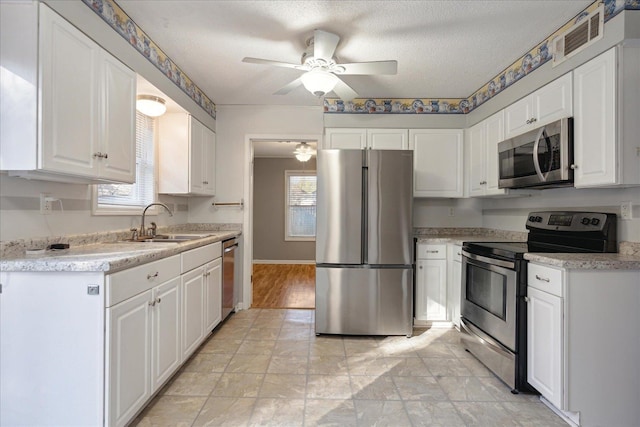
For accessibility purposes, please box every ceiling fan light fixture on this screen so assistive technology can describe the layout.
[300,69,338,97]
[136,95,167,117]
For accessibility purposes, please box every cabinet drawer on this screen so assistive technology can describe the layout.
[107,255,181,307]
[182,242,221,273]
[528,263,563,297]
[416,244,447,260]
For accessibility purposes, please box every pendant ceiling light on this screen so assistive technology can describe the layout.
[294,142,316,162]
[300,69,339,97]
[136,95,167,117]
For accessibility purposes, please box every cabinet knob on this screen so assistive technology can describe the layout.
[203,181,208,184]
[524,296,530,303]
[535,274,550,282]
[530,117,537,123]
[156,297,161,304]
[147,272,159,280]
[570,164,578,170]
[103,153,108,159]
[149,300,156,307]
[479,181,487,185]
[419,265,423,269]
[93,152,102,158]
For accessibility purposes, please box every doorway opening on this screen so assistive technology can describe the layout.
[249,139,318,309]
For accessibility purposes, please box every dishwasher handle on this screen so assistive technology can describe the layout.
[224,243,238,253]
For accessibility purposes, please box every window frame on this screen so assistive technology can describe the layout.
[284,169,317,242]
[92,112,159,216]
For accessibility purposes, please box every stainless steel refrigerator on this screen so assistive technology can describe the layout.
[315,149,414,336]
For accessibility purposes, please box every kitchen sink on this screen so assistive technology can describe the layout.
[122,233,213,243]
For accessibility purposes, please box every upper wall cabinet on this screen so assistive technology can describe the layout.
[324,128,409,150]
[159,113,216,196]
[467,110,508,197]
[410,129,464,197]
[0,2,136,183]
[504,73,572,139]
[572,46,640,188]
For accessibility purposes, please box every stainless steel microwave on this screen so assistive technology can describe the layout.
[498,117,573,189]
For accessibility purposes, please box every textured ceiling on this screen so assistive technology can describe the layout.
[119,0,592,106]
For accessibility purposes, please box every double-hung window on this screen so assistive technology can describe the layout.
[284,170,317,241]
[93,112,156,214]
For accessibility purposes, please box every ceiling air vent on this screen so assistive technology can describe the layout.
[552,5,603,66]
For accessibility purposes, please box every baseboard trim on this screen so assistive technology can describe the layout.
[253,259,315,265]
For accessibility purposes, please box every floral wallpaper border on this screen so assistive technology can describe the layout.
[324,0,640,114]
[81,0,638,118]
[82,0,216,119]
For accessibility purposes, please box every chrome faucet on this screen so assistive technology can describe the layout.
[140,203,173,238]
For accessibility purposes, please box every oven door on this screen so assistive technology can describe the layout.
[461,250,517,351]
[498,118,573,189]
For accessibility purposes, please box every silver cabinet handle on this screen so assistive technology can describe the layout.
[149,300,156,306]
[570,164,578,169]
[92,152,108,159]
[535,274,550,282]
[524,296,530,302]
[457,252,462,256]
[147,272,159,280]
[479,181,487,185]
[426,250,440,254]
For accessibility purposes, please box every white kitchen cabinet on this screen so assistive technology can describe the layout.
[181,267,206,357]
[527,262,640,427]
[415,244,448,323]
[105,256,182,427]
[446,244,462,328]
[572,46,640,188]
[323,128,408,150]
[504,73,572,138]
[0,2,136,183]
[410,129,464,197]
[159,113,216,196]
[204,258,223,332]
[468,110,508,197]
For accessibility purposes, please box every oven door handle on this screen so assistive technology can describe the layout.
[460,318,514,359]
[462,250,515,270]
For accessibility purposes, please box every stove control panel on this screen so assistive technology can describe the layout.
[526,211,613,232]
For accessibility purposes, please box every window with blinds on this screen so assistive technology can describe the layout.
[95,112,155,212]
[285,170,317,241]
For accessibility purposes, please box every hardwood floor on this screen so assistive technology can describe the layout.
[252,263,315,309]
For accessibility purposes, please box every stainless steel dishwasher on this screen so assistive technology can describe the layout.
[222,238,238,320]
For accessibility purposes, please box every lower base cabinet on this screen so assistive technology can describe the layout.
[0,241,225,427]
[446,244,462,328]
[415,244,447,323]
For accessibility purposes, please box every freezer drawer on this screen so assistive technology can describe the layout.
[315,267,413,336]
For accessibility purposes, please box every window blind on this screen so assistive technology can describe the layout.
[285,171,317,239]
[97,112,155,207]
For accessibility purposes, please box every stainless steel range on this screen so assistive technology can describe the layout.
[460,211,617,393]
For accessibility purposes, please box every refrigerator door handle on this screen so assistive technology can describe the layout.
[362,156,368,264]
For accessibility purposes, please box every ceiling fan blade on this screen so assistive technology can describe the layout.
[332,77,358,102]
[242,57,301,70]
[274,77,303,95]
[339,61,398,75]
[313,29,340,61]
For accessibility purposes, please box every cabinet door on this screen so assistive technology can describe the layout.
[324,128,366,149]
[573,47,617,187]
[106,290,152,427]
[447,245,462,328]
[39,5,99,176]
[533,73,572,129]
[189,117,206,194]
[100,51,136,182]
[466,122,486,196]
[484,110,507,195]
[202,126,216,195]
[410,129,464,197]
[415,259,447,321]
[504,96,533,138]
[151,277,181,392]
[204,258,223,332]
[182,267,205,358]
[367,129,409,150]
[527,287,563,409]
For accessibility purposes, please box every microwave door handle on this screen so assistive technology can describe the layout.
[532,126,546,182]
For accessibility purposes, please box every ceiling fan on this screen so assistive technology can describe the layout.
[242,29,397,101]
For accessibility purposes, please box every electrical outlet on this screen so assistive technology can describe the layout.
[620,201,632,220]
[40,193,52,215]
[448,207,455,217]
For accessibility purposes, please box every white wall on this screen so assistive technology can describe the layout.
[0,174,188,241]
[481,187,640,242]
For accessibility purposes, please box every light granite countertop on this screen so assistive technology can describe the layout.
[524,252,640,270]
[0,231,240,273]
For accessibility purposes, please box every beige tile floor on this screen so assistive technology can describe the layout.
[133,309,567,426]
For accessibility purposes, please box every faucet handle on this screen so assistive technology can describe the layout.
[130,228,139,241]
[149,222,157,237]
